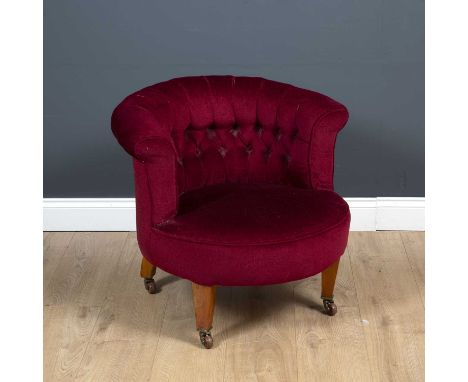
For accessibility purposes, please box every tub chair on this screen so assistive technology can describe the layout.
[111,76,350,348]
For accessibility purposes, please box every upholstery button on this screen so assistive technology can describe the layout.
[254,125,263,136]
[195,147,202,157]
[245,143,253,155]
[230,125,240,137]
[264,147,272,159]
[218,146,227,157]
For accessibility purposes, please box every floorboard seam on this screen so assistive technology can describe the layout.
[346,249,376,382]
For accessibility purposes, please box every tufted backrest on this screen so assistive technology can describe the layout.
[113,76,348,195]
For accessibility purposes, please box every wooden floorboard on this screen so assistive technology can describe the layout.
[44,232,425,382]
[149,278,230,382]
[400,232,425,306]
[294,250,373,381]
[347,232,425,381]
[43,232,74,292]
[76,233,168,382]
[224,283,298,382]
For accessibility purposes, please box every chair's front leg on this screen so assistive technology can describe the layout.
[192,283,216,349]
[321,258,340,316]
[140,257,157,294]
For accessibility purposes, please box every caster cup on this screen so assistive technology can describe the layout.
[198,329,213,349]
[144,278,157,294]
[323,299,337,316]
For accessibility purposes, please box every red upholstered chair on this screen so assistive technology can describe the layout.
[112,76,350,348]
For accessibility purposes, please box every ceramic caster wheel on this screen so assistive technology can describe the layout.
[323,299,337,316]
[199,330,213,349]
[144,278,157,294]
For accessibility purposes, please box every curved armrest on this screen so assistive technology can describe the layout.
[112,97,178,225]
[111,97,174,163]
[292,93,349,191]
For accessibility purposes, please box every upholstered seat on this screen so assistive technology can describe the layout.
[112,75,350,348]
[152,183,350,286]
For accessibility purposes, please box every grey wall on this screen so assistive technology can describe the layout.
[44,0,424,197]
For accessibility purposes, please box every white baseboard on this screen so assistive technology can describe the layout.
[43,199,136,232]
[349,197,425,231]
[43,197,424,232]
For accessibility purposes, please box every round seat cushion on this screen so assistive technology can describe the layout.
[149,183,350,286]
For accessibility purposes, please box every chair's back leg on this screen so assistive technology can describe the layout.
[140,257,157,294]
[192,283,216,349]
[321,258,340,316]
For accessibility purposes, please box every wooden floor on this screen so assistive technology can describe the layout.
[44,232,424,382]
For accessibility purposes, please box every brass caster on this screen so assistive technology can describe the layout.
[144,278,157,294]
[198,329,213,349]
[323,299,337,316]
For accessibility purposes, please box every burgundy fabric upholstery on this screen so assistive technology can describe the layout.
[112,76,350,286]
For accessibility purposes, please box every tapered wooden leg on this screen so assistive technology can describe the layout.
[140,257,157,294]
[321,258,340,316]
[192,283,216,349]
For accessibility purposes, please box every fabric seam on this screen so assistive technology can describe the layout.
[151,208,350,247]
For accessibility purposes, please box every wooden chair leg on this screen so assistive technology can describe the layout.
[140,257,157,294]
[321,258,340,316]
[192,283,216,349]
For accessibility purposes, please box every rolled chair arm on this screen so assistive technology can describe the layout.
[112,98,178,225]
[293,95,349,191]
[111,97,174,163]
